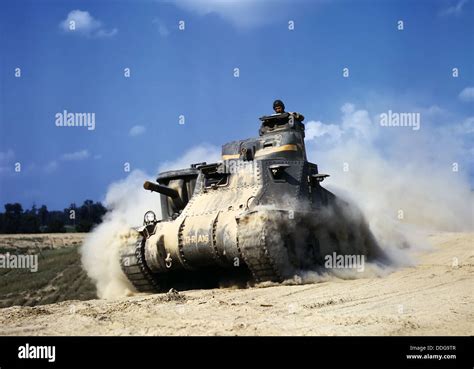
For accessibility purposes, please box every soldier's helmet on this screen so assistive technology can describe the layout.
[273,99,285,111]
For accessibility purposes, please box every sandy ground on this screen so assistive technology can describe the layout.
[0,232,472,336]
[0,233,86,251]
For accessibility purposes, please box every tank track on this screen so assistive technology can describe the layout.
[237,221,282,283]
[120,236,162,293]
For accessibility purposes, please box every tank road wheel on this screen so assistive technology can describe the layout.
[120,236,166,293]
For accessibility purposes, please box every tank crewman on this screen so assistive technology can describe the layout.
[272,99,305,121]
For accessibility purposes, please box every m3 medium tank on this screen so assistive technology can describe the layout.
[120,111,385,292]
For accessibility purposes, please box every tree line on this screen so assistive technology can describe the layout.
[0,200,107,234]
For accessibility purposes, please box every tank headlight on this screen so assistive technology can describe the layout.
[144,210,157,225]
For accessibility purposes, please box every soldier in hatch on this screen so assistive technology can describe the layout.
[272,99,305,121]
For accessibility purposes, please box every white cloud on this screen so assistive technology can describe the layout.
[170,0,286,29]
[340,103,374,140]
[129,125,146,137]
[95,28,118,38]
[440,0,469,16]
[459,87,474,102]
[61,149,90,161]
[305,121,343,142]
[158,144,221,172]
[42,149,90,172]
[60,10,117,38]
[305,103,375,146]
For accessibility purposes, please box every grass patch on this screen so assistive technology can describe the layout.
[0,246,97,308]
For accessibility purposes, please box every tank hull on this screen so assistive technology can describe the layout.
[122,199,383,292]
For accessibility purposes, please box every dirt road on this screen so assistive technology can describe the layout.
[0,232,472,336]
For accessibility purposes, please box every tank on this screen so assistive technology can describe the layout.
[120,112,386,292]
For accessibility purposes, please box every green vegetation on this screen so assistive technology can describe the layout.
[0,246,97,308]
[0,200,106,234]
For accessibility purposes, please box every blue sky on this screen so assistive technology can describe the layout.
[0,0,473,210]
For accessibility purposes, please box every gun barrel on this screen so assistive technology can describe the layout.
[143,181,179,198]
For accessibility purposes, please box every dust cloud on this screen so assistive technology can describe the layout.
[80,170,159,299]
[305,103,473,267]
